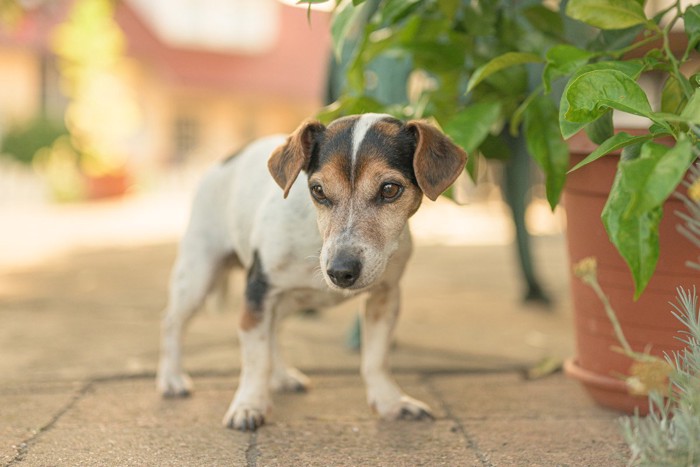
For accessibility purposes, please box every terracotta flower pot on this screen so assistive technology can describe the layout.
[84,169,131,200]
[563,132,696,414]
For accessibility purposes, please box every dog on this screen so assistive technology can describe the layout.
[157,113,467,431]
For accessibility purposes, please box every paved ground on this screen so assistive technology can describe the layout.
[0,189,629,466]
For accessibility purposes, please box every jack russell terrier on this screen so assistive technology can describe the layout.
[157,113,467,431]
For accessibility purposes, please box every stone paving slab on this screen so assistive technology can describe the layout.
[428,373,616,420]
[429,374,627,466]
[462,418,625,467]
[0,383,82,465]
[10,379,249,466]
[254,420,480,467]
[2,373,628,467]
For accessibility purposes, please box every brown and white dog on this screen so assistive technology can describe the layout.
[157,113,467,431]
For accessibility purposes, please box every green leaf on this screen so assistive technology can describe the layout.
[680,88,700,125]
[404,40,468,72]
[510,88,541,136]
[559,61,645,139]
[437,0,460,20]
[543,45,596,93]
[317,95,387,123]
[478,134,510,161]
[444,101,502,155]
[523,95,569,209]
[661,76,687,114]
[564,69,652,123]
[602,137,694,298]
[649,112,698,124]
[378,0,422,25]
[466,52,544,94]
[569,132,652,172]
[330,2,360,60]
[620,138,645,161]
[603,199,662,300]
[587,24,645,52]
[691,73,700,88]
[684,4,700,50]
[647,123,672,137]
[523,5,564,40]
[566,0,647,30]
[584,112,614,145]
[465,151,480,182]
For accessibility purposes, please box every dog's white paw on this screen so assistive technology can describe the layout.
[157,369,193,397]
[372,395,434,421]
[222,403,268,431]
[270,367,311,393]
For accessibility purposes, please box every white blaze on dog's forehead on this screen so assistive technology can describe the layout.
[351,113,392,168]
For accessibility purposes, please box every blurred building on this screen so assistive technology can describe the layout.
[0,0,331,169]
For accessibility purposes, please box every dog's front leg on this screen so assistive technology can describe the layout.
[222,303,274,431]
[361,284,433,420]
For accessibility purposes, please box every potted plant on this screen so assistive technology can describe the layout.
[307,0,699,412]
[509,0,698,413]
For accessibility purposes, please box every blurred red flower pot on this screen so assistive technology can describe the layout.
[84,168,131,200]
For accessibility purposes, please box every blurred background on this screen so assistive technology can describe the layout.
[0,0,331,198]
[0,0,562,273]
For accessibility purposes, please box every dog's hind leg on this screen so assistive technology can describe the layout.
[157,246,224,397]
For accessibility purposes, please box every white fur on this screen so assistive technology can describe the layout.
[157,126,431,431]
[350,113,389,180]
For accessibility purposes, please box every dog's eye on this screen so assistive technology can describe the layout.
[311,184,327,201]
[380,183,402,201]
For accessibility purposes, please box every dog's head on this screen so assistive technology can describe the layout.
[268,113,467,292]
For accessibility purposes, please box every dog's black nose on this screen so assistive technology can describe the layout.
[327,256,362,288]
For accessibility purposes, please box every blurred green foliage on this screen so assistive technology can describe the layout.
[0,118,68,165]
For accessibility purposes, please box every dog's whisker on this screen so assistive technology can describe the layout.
[311,265,325,281]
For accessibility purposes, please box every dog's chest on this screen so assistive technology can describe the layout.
[277,287,354,312]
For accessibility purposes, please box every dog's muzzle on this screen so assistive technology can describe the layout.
[326,253,362,289]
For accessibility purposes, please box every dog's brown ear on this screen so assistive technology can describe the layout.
[268,119,326,198]
[407,120,467,201]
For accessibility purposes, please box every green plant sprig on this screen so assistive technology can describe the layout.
[620,287,700,466]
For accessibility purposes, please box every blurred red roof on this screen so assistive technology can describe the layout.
[115,1,332,99]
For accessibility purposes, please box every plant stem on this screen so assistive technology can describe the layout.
[609,33,660,60]
[587,279,635,356]
[661,3,694,99]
